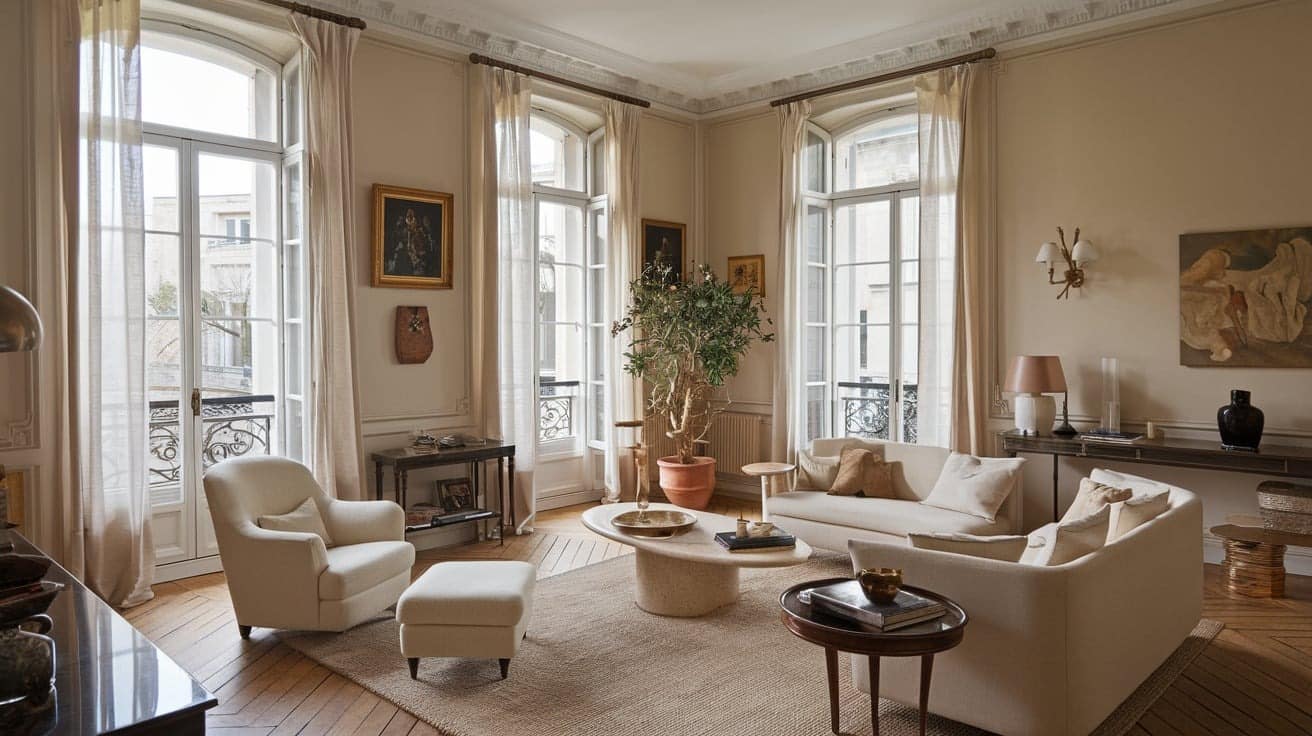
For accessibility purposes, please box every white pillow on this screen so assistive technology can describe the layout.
[795,450,841,491]
[1023,505,1110,566]
[258,497,334,546]
[1109,490,1171,541]
[920,453,1025,522]
[907,532,1028,562]
[1089,468,1170,499]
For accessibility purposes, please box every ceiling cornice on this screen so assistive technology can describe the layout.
[318,0,1219,114]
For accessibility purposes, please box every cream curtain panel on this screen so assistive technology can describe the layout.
[290,14,366,499]
[76,0,154,607]
[916,64,992,454]
[602,100,643,503]
[473,67,537,533]
[770,100,811,463]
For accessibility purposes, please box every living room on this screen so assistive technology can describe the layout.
[1,0,1309,734]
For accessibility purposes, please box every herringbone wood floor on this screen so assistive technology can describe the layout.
[124,497,1312,736]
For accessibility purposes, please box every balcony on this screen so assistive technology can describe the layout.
[838,381,918,443]
[148,394,275,489]
[538,379,578,442]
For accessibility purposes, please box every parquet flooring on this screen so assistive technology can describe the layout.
[121,497,1312,736]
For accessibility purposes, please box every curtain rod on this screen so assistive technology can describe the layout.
[256,0,367,30]
[469,53,652,109]
[770,48,996,108]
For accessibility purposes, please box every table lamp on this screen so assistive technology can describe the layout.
[1004,355,1067,436]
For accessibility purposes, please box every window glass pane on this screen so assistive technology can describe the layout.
[839,378,892,440]
[900,270,918,325]
[805,326,826,382]
[284,398,303,461]
[283,160,302,240]
[284,242,303,320]
[147,317,180,403]
[834,264,890,325]
[805,266,825,324]
[144,145,178,232]
[591,382,605,443]
[199,153,277,241]
[835,325,889,384]
[146,233,180,317]
[900,194,919,260]
[834,113,918,192]
[284,322,302,395]
[284,61,302,147]
[589,326,605,381]
[834,200,890,264]
[199,319,277,397]
[805,203,826,264]
[803,129,825,193]
[589,267,605,324]
[530,117,585,191]
[591,136,606,195]
[589,208,607,265]
[538,201,585,265]
[806,386,826,443]
[141,34,276,142]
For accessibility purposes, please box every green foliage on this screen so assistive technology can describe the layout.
[612,262,774,463]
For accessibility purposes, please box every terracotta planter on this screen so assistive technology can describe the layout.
[656,456,717,510]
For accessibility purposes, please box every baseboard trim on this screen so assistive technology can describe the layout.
[537,486,604,511]
[155,555,223,583]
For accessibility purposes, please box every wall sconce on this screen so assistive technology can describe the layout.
[1036,226,1098,299]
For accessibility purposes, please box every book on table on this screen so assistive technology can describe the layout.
[808,579,946,631]
[713,530,796,551]
[1079,430,1144,444]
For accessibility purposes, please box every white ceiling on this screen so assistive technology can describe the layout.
[330,0,1214,112]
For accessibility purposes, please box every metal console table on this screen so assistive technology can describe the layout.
[370,440,516,542]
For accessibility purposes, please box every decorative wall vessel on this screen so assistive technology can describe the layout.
[394,306,433,364]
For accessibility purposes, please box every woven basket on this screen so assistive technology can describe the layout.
[1257,481,1312,534]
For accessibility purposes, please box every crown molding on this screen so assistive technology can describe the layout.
[317,0,1222,114]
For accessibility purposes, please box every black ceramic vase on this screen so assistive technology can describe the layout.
[1217,389,1264,451]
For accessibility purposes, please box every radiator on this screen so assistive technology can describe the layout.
[641,412,764,480]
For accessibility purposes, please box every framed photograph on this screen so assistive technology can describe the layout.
[727,254,766,296]
[642,219,686,284]
[1179,226,1312,367]
[438,477,476,515]
[372,184,454,289]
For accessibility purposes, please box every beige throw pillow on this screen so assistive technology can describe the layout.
[920,453,1024,522]
[907,532,1028,562]
[1061,478,1132,524]
[258,497,334,546]
[828,448,896,498]
[1109,490,1170,541]
[1027,505,1110,566]
[795,450,841,491]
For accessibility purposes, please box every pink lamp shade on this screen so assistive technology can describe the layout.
[1004,355,1067,394]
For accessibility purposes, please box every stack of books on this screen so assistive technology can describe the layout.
[1079,430,1144,444]
[807,579,946,631]
[713,529,796,551]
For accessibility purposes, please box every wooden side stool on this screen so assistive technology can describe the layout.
[1211,524,1312,598]
[741,462,795,522]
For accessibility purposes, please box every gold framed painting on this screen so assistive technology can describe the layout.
[727,254,765,296]
[642,218,686,284]
[372,184,454,289]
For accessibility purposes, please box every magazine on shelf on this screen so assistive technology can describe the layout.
[808,579,945,630]
[1079,430,1144,444]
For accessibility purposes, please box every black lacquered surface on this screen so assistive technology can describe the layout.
[0,530,217,735]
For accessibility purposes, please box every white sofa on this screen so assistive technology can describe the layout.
[846,470,1204,736]
[203,456,416,636]
[767,438,1023,551]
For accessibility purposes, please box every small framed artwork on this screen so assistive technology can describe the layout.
[372,184,454,289]
[438,477,476,515]
[727,254,765,296]
[642,219,686,284]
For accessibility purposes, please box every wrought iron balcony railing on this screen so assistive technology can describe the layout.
[538,379,578,442]
[838,381,918,443]
[148,394,275,488]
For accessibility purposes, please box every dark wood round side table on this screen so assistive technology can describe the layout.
[780,577,968,736]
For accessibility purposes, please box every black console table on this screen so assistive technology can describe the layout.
[370,440,516,542]
[0,529,217,734]
[1000,431,1312,522]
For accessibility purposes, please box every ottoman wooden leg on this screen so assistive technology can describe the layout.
[499,658,510,679]
[408,658,419,679]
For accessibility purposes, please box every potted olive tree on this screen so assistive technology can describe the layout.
[611,263,773,509]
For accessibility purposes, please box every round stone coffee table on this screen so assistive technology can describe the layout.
[582,503,813,617]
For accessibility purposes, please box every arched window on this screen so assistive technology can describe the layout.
[140,23,304,573]
[800,108,931,446]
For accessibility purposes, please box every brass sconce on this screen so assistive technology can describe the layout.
[1035,227,1098,299]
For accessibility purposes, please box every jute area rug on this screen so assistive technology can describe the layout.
[279,554,1222,736]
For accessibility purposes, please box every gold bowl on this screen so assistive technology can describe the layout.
[610,509,697,538]
[857,567,902,603]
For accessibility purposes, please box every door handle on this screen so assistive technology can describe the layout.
[190,388,201,417]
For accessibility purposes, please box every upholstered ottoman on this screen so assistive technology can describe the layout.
[396,560,535,680]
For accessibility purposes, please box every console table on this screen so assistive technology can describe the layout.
[1001,431,1312,521]
[0,529,217,734]
[370,440,516,541]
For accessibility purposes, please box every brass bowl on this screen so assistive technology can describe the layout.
[857,567,902,604]
[610,509,697,538]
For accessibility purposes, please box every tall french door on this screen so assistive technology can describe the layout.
[143,133,303,575]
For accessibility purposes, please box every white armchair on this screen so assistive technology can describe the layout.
[203,456,415,637]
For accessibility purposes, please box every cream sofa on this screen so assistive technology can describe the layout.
[203,456,416,636]
[847,469,1204,736]
[767,438,1023,551]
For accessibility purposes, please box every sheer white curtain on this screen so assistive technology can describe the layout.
[77,0,154,607]
[602,100,642,503]
[474,67,536,532]
[917,63,989,452]
[290,14,365,499]
[771,100,811,462]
